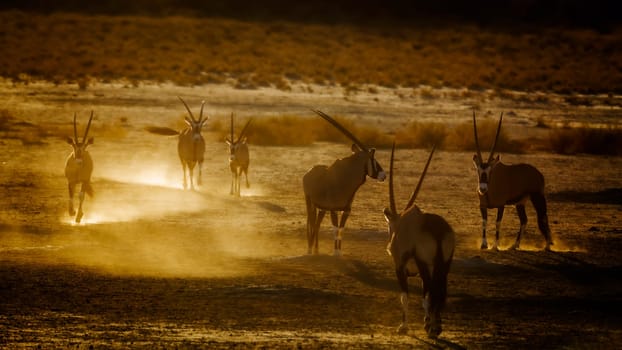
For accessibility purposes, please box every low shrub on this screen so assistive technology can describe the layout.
[548,126,622,155]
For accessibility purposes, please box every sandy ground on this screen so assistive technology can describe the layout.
[1,81,621,349]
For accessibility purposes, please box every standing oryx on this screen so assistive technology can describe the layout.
[472,111,553,251]
[225,113,252,196]
[303,110,386,256]
[65,111,95,223]
[383,143,455,338]
[146,96,208,190]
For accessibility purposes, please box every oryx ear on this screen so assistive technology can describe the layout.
[351,144,361,153]
[225,138,231,145]
[240,136,247,144]
[184,117,192,126]
[369,148,376,157]
[65,137,74,145]
[86,137,94,145]
[493,155,500,163]
[472,154,479,162]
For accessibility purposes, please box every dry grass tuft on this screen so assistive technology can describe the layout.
[548,126,622,155]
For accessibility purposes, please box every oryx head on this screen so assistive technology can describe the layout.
[472,111,503,195]
[225,113,252,161]
[66,111,94,165]
[383,142,436,257]
[312,109,386,182]
[178,96,208,141]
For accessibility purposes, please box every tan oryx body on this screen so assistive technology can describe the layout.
[64,112,95,223]
[146,96,208,190]
[384,143,455,338]
[225,113,252,196]
[473,112,553,250]
[303,110,386,256]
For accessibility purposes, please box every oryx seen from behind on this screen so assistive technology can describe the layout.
[146,96,208,190]
[472,111,553,251]
[303,110,386,256]
[384,143,455,338]
[65,111,95,223]
[225,113,252,196]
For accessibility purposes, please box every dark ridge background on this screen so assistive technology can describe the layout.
[2,0,621,30]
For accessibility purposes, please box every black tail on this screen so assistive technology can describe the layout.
[530,192,553,244]
[429,238,452,314]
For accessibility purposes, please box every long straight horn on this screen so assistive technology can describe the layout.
[405,145,436,210]
[488,112,504,162]
[236,118,253,143]
[178,96,196,122]
[199,100,206,123]
[73,112,78,142]
[230,112,234,142]
[83,110,94,142]
[472,110,483,163]
[388,141,397,215]
[312,109,368,152]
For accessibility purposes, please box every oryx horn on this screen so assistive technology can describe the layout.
[236,118,253,143]
[198,100,206,123]
[312,109,369,152]
[472,110,483,163]
[388,141,397,215]
[83,111,94,142]
[229,112,234,142]
[488,112,503,162]
[178,96,196,122]
[405,144,436,210]
[73,112,78,142]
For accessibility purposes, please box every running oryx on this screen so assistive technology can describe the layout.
[145,96,208,190]
[383,143,455,338]
[64,111,95,223]
[472,111,553,250]
[303,110,386,256]
[225,113,252,196]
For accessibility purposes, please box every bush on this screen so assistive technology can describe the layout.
[548,126,622,155]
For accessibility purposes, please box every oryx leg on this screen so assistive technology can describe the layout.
[334,210,350,256]
[230,170,236,195]
[305,198,315,254]
[313,210,326,255]
[493,207,505,251]
[480,207,488,249]
[76,183,86,223]
[67,183,76,216]
[243,168,250,188]
[197,161,203,186]
[188,163,196,190]
[396,265,409,334]
[510,204,527,250]
[181,162,188,190]
[330,212,339,256]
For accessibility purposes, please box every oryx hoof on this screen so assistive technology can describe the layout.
[75,212,83,224]
[492,243,499,251]
[509,242,520,250]
[333,249,342,257]
[427,326,442,339]
[480,242,488,250]
[397,323,408,334]
[68,208,76,216]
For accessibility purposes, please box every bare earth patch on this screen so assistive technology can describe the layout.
[1,81,621,349]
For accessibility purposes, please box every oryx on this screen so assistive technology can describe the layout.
[383,143,455,338]
[472,111,553,251]
[64,111,95,223]
[146,96,208,190]
[303,110,386,256]
[225,113,252,196]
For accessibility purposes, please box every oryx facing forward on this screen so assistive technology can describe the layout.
[146,96,208,190]
[384,143,455,338]
[225,113,252,196]
[65,111,95,223]
[303,110,386,256]
[472,111,553,251]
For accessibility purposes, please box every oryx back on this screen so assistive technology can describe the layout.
[485,163,545,207]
